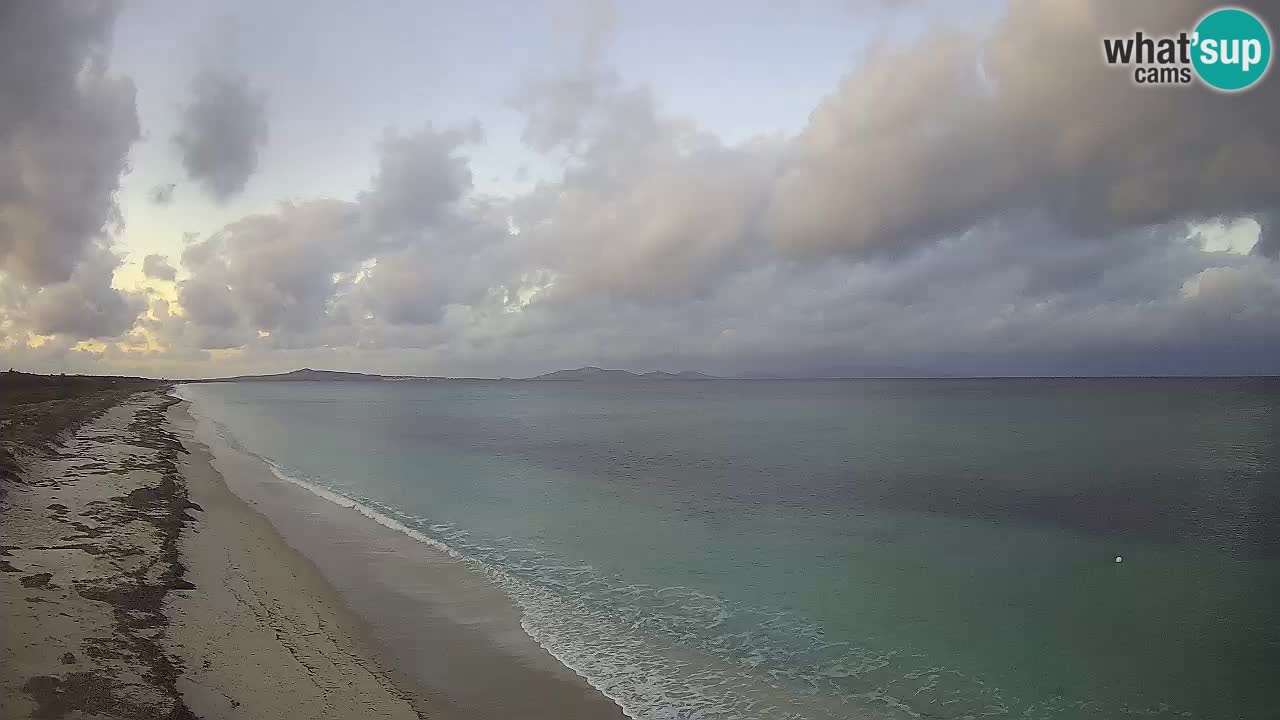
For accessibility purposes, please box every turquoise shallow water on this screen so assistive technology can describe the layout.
[178,378,1280,719]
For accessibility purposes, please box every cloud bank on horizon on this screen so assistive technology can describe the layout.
[1,0,1278,378]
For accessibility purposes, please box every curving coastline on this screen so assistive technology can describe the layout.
[176,389,629,719]
[1,388,626,719]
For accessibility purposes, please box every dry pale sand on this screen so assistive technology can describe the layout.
[0,391,426,719]
[1,393,199,719]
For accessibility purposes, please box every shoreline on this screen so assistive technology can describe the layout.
[2,387,628,719]
[165,397,428,719]
[176,390,629,720]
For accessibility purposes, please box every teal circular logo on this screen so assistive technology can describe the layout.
[1192,8,1272,92]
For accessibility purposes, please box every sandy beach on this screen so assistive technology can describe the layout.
[1,391,199,719]
[0,390,422,719]
[1,388,625,719]
[165,399,427,720]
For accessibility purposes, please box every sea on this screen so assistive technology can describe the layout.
[175,378,1280,720]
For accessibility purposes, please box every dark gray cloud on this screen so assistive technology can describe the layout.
[173,69,268,200]
[0,0,139,287]
[0,0,147,351]
[1253,212,1280,259]
[142,253,176,281]
[515,218,1279,378]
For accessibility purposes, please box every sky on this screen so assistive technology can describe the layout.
[1,0,1278,379]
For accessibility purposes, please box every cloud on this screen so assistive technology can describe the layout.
[511,65,620,154]
[510,0,619,152]
[142,253,176,281]
[765,0,1280,260]
[0,0,139,287]
[0,1,146,349]
[360,124,482,237]
[511,87,782,304]
[503,0,1280,311]
[177,199,362,343]
[11,0,1277,378]
[27,246,145,339]
[1253,211,1280,259]
[149,182,176,205]
[173,69,268,200]
[148,0,1279,377]
[1180,264,1280,320]
[160,122,499,351]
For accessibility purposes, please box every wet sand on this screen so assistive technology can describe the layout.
[177,395,628,720]
[2,388,626,719]
[166,402,425,719]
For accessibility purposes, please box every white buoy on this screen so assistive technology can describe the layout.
[1115,556,1123,563]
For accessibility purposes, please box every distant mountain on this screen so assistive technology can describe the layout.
[195,368,388,383]
[528,366,635,381]
[641,370,717,380]
[190,366,719,383]
[525,366,718,382]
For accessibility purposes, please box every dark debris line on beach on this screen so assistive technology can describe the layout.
[2,380,204,720]
[51,395,199,720]
[1,372,162,497]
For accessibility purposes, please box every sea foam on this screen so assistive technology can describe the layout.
[255,460,861,720]
[263,462,464,559]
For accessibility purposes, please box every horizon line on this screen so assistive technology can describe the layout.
[7,368,1280,383]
